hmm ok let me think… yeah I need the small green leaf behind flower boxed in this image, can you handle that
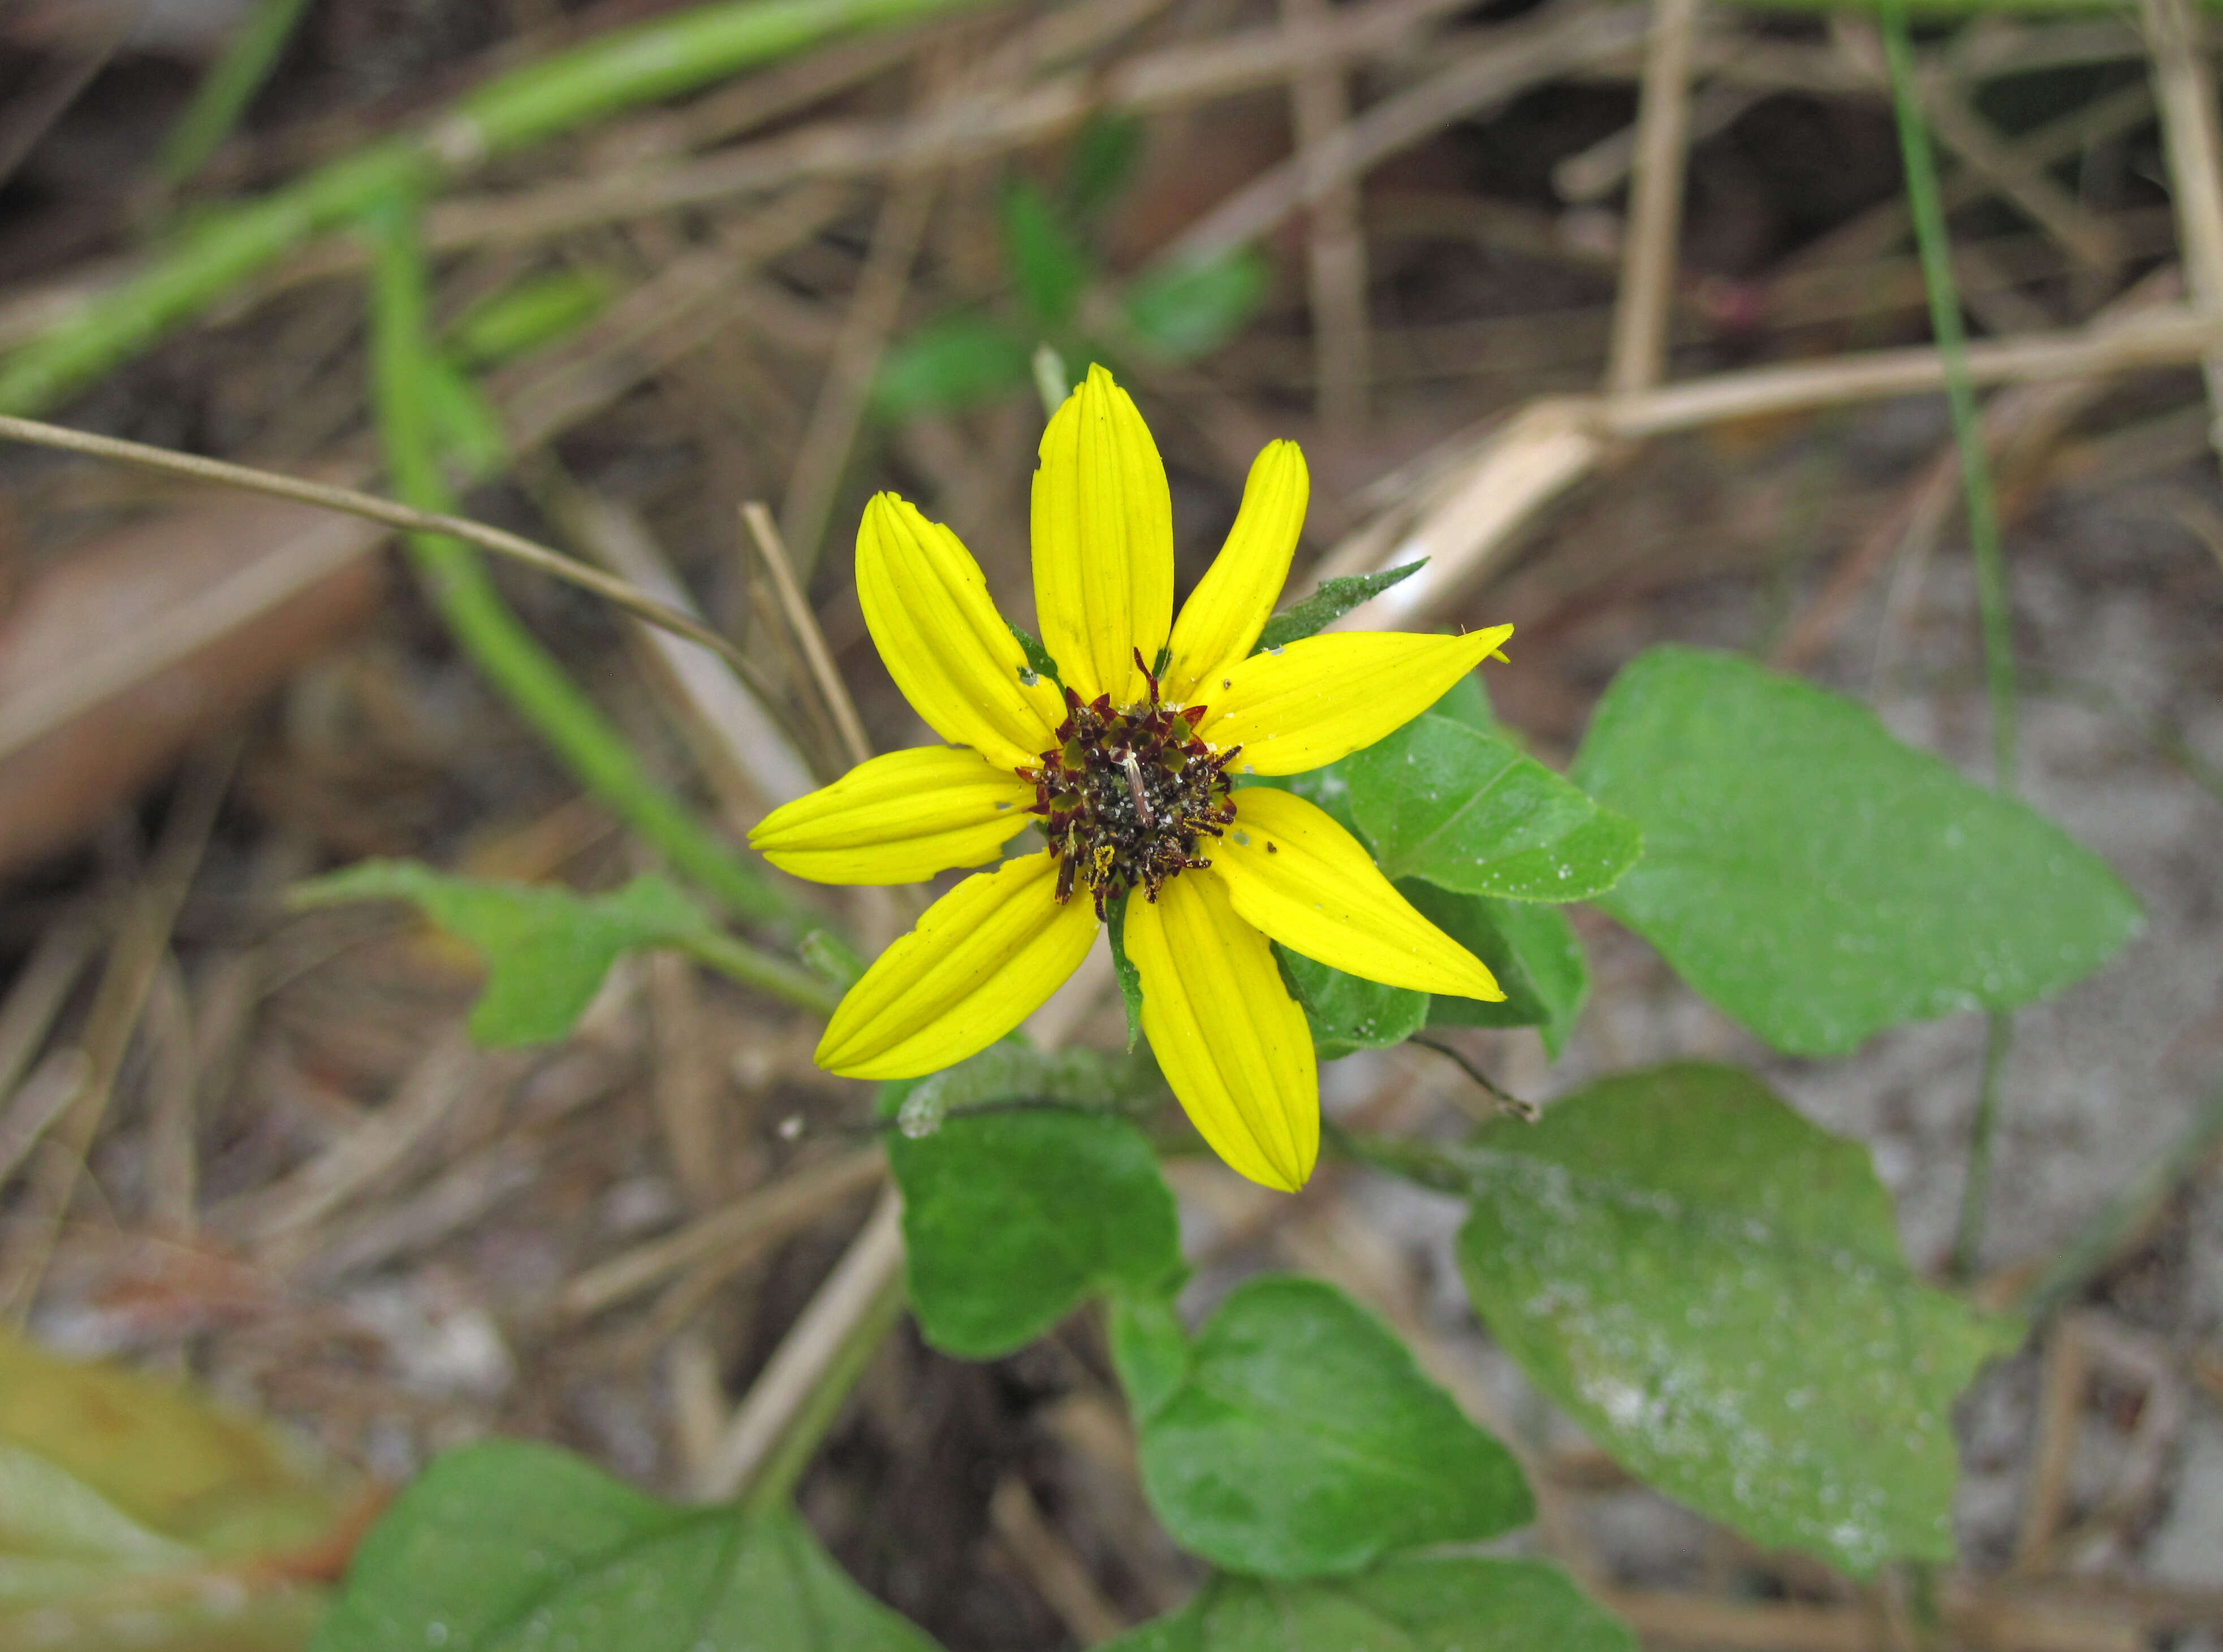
[1132,1277,1532,1579]
[288,860,713,1046]
[1275,945,1427,1061]
[1253,561,1426,653]
[1406,883,1587,1058]
[1348,715,1641,901]
[1455,1062,2021,1576]
[891,1102,1183,1360]
[313,1441,940,1652]
[1099,1556,1636,1652]
[1572,647,2142,1054]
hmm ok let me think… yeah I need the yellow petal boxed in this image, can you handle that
[817,851,1097,1079]
[1212,787,1503,1000]
[748,746,1036,885]
[857,493,1067,769]
[1030,364,1173,706]
[1162,440,1308,703]
[1123,871,1317,1192]
[1190,627,1516,777]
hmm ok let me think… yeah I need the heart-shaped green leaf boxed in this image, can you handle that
[892,1104,1182,1359]
[1134,1277,1530,1578]
[1455,1063,2021,1575]
[314,1441,939,1651]
[1347,716,1639,901]
[1572,647,2142,1054]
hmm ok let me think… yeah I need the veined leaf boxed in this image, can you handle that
[1348,714,1641,901]
[1455,1063,2021,1576]
[290,861,713,1046]
[1253,562,1425,653]
[1275,945,1427,1061]
[1100,1556,1634,1652]
[1406,882,1586,1057]
[1572,647,2141,1054]
[1135,1277,1530,1578]
[314,1441,939,1651]
[891,1104,1182,1359]
[875,313,1034,417]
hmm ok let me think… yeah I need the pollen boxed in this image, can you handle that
[1022,649,1240,919]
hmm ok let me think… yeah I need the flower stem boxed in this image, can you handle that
[1880,0,2021,1278]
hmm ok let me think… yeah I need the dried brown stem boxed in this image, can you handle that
[1607,0,1702,396]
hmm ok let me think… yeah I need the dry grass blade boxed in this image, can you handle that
[1282,0,1372,434]
[0,416,770,716]
[743,503,873,772]
[557,1145,886,1321]
[0,737,235,1314]
[2139,0,2223,455]
[1167,5,1654,265]
[1607,0,1702,397]
[691,1184,905,1502]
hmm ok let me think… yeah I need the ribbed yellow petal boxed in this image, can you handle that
[1212,787,1504,1000]
[1190,626,1516,777]
[1123,871,1317,1192]
[816,851,1097,1079]
[748,746,1036,886]
[1161,440,1308,703]
[1030,364,1173,706]
[857,493,1067,769]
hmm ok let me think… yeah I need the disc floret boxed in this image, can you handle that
[1024,650,1239,918]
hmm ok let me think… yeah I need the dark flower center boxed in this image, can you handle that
[1022,650,1240,920]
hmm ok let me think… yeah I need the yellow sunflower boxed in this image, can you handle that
[750,365,1510,1192]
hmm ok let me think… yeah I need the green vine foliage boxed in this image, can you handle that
[308,635,2137,1645]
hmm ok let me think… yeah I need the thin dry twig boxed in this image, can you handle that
[692,1183,905,1502]
[1281,0,1372,434]
[989,1475,1130,1646]
[556,1145,886,1321]
[779,168,940,574]
[743,503,873,771]
[2140,0,2223,456]
[1,738,236,1314]
[1607,0,1702,396]
[0,415,772,719]
[1167,4,1654,266]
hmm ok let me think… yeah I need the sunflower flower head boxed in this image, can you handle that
[750,365,1512,1192]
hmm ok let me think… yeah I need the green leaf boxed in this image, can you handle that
[1276,945,1427,1061]
[1106,890,1145,1051]
[289,860,711,1046]
[891,1108,1183,1359]
[999,178,1094,326]
[1110,1292,1192,1425]
[316,1440,938,1651]
[1421,669,1508,740]
[1135,1277,1531,1578]
[1571,647,2142,1054]
[0,1327,351,1646]
[875,313,1035,417]
[1101,1556,1635,1652]
[1007,621,1064,689]
[446,267,616,367]
[1348,716,1641,901]
[1125,250,1267,361]
[1061,113,1146,222]
[1254,562,1426,654]
[1406,883,1587,1057]
[1454,1062,2021,1576]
